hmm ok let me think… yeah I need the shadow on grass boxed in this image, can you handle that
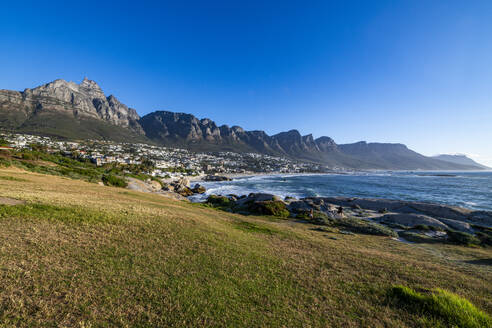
[232,220,279,235]
[464,258,492,266]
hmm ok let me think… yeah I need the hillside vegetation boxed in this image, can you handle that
[0,167,490,327]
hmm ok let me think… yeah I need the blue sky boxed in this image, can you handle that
[1,1,492,165]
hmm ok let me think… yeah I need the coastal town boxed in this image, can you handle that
[0,132,330,178]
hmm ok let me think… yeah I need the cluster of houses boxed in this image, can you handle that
[1,133,328,177]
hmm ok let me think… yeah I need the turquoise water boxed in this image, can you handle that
[192,171,492,211]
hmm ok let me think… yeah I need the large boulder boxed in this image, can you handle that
[149,180,162,191]
[378,213,449,230]
[468,211,492,227]
[192,184,206,194]
[288,200,313,213]
[170,177,193,196]
[235,193,281,207]
[204,175,232,181]
[161,183,174,192]
[438,218,474,233]
[320,197,491,226]
[175,187,194,197]
[173,177,190,188]
[407,202,470,221]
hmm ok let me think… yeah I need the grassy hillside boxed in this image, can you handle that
[0,167,490,327]
[0,109,148,143]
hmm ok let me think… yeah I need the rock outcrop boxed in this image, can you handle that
[0,78,144,140]
[203,193,492,245]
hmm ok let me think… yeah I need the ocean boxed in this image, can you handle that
[190,171,492,211]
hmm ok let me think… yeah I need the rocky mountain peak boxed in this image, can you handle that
[1,78,142,133]
[80,77,101,90]
[315,136,337,152]
[302,134,315,143]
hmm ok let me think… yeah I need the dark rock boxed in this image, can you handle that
[438,218,473,233]
[235,193,280,207]
[288,200,313,213]
[203,175,232,182]
[192,184,206,194]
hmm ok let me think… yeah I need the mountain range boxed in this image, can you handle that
[0,78,487,170]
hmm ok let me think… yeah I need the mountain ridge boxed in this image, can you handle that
[0,78,487,170]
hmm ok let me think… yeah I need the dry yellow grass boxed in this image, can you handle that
[0,167,490,327]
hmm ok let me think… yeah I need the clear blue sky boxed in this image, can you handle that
[1,1,491,165]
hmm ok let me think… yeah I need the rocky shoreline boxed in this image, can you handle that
[203,193,492,246]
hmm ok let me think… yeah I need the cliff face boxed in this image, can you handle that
[139,111,329,158]
[0,78,143,135]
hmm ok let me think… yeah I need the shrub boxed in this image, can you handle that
[389,285,492,328]
[0,158,11,167]
[336,217,397,237]
[233,221,278,235]
[102,174,128,188]
[248,200,290,218]
[472,226,492,246]
[297,210,334,225]
[476,231,492,246]
[206,195,232,208]
[21,152,35,161]
[446,230,480,246]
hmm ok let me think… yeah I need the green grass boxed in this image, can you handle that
[233,220,280,235]
[0,175,27,182]
[0,203,122,225]
[0,168,490,327]
[390,286,492,328]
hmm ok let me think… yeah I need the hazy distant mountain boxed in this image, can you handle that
[338,142,484,170]
[432,154,489,169]
[0,78,487,170]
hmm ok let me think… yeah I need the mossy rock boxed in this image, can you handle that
[248,200,290,218]
[398,231,440,243]
[335,217,397,237]
[206,195,232,208]
[177,187,194,197]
